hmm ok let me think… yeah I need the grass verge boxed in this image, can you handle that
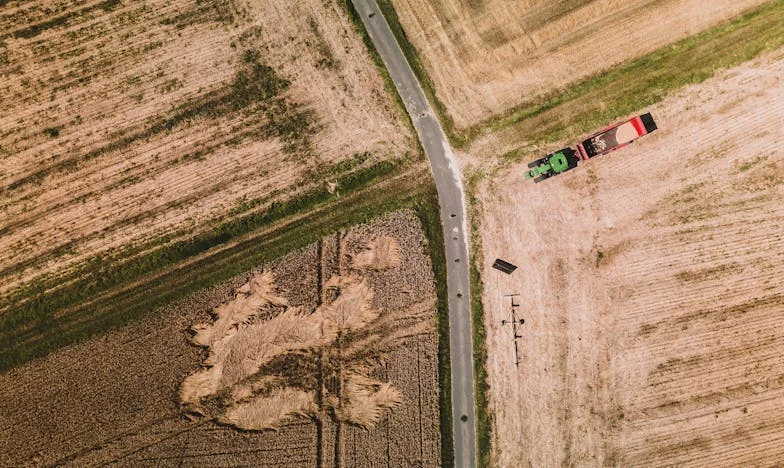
[414,185,454,468]
[472,0,784,158]
[341,0,419,136]
[367,0,464,147]
[466,171,492,468]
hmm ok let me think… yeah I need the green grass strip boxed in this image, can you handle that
[467,171,492,468]
[0,160,413,371]
[476,0,784,154]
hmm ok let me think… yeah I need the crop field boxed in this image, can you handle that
[0,0,425,368]
[0,210,442,467]
[476,51,784,466]
[385,0,770,130]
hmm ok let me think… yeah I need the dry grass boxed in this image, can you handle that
[0,0,414,301]
[181,269,399,431]
[181,304,310,405]
[321,275,379,333]
[190,271,287,348]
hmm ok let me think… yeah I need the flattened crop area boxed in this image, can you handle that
[0,210,441,467]
[478,51,784,466]
[387,0,769,128]
[0,0,413,298]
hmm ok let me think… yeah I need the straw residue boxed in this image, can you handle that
[351,236,401,271]
[179,272,402,431]
[220,387,317,431]
[334,373,403,429]
[190,271,287,348]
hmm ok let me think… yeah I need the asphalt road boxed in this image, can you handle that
[348,1,477,466]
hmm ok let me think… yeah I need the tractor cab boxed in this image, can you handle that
[524,148,579,183]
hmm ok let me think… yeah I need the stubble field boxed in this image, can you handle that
[478,50,784,466]
[0,210,441,467]
[0,0,433,370]
[386,0,769,129]
[0,0,414,308]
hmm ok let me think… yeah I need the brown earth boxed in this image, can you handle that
[0,0,416,297]
[477,50,784,466]
[0,209,441,467]
[387,0,769,129]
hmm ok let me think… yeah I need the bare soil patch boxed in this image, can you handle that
[388,0,769,129]
[0,210,441,467]
[478,50,784,466]
[0,0,415,297]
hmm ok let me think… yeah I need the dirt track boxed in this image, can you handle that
[478,49,784,466]
[387,0,769,129]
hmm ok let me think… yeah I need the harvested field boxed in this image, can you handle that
[386,0,770,129]
[0,210,442,467]
[477,50,784,466]
[0,0,414,300]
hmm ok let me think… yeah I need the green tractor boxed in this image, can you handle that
[524,148,579,183]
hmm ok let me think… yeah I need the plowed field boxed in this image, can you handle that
[386,0,769,129]
[0,210,441,467]
[478,50,784,466]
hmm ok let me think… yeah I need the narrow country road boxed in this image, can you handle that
[348,1,477,466]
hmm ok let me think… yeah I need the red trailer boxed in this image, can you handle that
[576,112,657,160]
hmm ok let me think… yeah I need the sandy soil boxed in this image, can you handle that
[388,0,769,129]
[0,210,441,467]
[0,0,415,297]
[478,50,784,466]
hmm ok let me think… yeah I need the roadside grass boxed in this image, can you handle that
[341,0,419,136]
[341,2,455,464]
[476,0,784,160]
[466,170,492,468]
[368,0,465,147]
[414,185,455,468]
[0,161,424,371]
